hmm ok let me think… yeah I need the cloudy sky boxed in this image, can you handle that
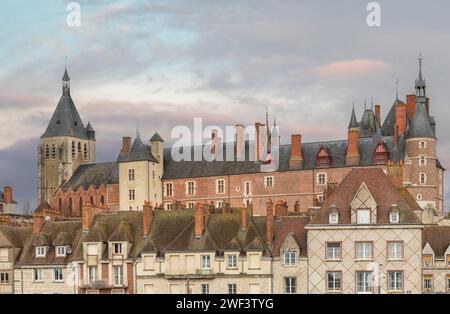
[1,0,449,212]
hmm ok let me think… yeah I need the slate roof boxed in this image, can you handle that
[272,216,308,257]
[16,220,82,266]
[381,99,406,136]
[359,108,377,138]
[348,106,358,129]
[309,168,422,225]
[0,225,32,248]
[150,132,164,142]
[142,209,268,255]
[423,226,450,258]
[62,162,118,192]
[407,103,436,139]
[117,136,158,163]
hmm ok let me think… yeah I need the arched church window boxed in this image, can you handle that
[90,196,94,205]
[78,142,81,153]
[84,143,88,160]
[45,145,50,159]
[51,144,56,159]
[68,197,73,211]
[100,195,105,206]
[374,143,388,165]
[71,141,75,158]
[79,197,83,214]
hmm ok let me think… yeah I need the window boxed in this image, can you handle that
[0,272,9,284]
[90,196,94,205]
[216,201,224,209]
[374,143,388,165]
[419,141,426,149]
[201,284,209,294]
[128,189,135,201]
[100,195,105,206]
[422,255,433,267]
[317,195,324,204]
[357,209,370,224]
[244,181,251,195]
[327,271,341,292]
[417,194,423,201]
[166,203,173,211]
[326,242,341,260]
[423,275,433,292]
[201,255,211,270]
[45,144,50,159]
[128,169,135,181]
[419,156,427,166]
[88,266,97,284]
[53,267,63,282]
[420,173,427,185]
[390,212,399,224]
[216,179,225,194]
[387,242,403,260]
[264,176,274,188]
[447,255,450,266]
[356,271,373,294]
[186,181,196,196]
[356,242,373,260]
[78,142,81,153]
[284,251,296,266]
[113,243,123,255]
[284,277,297,294]
[83,143,88,159]
[35,246,46,257]
[87,243,97,256]
[71,141,75,158]
[317,147,331,168]
[227,254,237,269]
[56,246,66,257]
[114,266,123,285]
[143,255,155,271]
[388,271,403,292]
[329,212,338,224]
[317,173,327,185]
[51,144,56,159]
[187,202,195,209]
[33,269,43,282]
[228,283,237,294]
[165,183,173,197]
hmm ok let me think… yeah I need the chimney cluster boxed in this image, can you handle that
[289,135,303,169]
[121,137,131,155]
[143,201,153,237]
[275,200,288,219]
[82,205,105,233]
[3,186,12,204]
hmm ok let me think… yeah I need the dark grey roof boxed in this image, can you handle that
[406,103,436,139]
[117,136,158,163]
[162,135,403,179]
[62,69,70,81]
[381,99,405,136]
[359,108,377,138]
[348,106,358,129]
[62,162,118,191]
[86,122,94,132]
[150,132,164,142]
[41,91,88,139]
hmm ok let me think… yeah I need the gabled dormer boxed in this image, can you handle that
[350,182,377,225]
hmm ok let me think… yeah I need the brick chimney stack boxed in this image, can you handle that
[289,134,303,169]
[241,207,247,230]
[395,102,407,138]
[387,160,404,189]
[194,203,204,239]
[82,205,97,233]
[143,201,153,237]
[121,137,131,154]
[235,124,245,160]
[406,95,416,121]
[266,200,274,247]
[3,186,12,204]
[346,129,360,166]
[33,215,45,235]
[375,105,381,128]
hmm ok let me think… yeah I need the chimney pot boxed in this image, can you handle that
[289,134,303,169]
[121,137,131,154]
[33,215,45,235]
[194,204,204,238]
[395,102,407,137]
[3,186,12,204]
[266,200,274,247]
[241,207,247,230]
[406,95,416,121]
[143,201,153,237]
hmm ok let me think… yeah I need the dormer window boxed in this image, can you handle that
[357,209,370,224]
[283,250,297,266]
[374,143,388,165]
[35,246,46,257]
[390,211,400,224]
[113,243,123,255]
[316,146,331,168]
[329,212,339,224]
[56,246,66,257]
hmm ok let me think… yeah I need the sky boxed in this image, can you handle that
[0,0,450,212]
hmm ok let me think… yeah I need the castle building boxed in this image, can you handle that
[37,58,445,222]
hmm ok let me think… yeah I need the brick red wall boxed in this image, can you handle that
[127,263,134,294]
[102,263,109,284]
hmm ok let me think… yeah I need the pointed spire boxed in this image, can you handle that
[62,58,70,96]
[136,121,141,139]
[371,97,374,110]
[396,78,399,100]
[348,104,358,129]
[273,116,277,127]
[415,52,426,98]
[364,97,367,110]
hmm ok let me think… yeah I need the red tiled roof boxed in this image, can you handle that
[273,216,308,257]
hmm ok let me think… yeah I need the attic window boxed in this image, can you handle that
[35,246,46,257]
[329,212,339,224]
[56,246,66,257]
[374,143,388,165]
[74,121,78,126]
[56,120,61,125]
[316,146,331,168]
[390,212,400,224]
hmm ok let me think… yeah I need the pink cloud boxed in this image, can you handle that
[315,59,391,80]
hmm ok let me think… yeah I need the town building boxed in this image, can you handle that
[0,187,17,215]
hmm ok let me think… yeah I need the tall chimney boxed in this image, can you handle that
[241,207,247,230]
[194,203,204,239]
[425,97,430,114]
[3,187,12,204]
[395,102,407,137]
[82,205,96,233]
[235,124,245,160]
[375,105,381,128]
[387,161,404,189]
[406,95,416,121]
[121,137,131,154]
[393,125,399,148]
[266,200,274,247]
[346,129,360,166]
[289,134,303,169]
[143,201,153,237]
[33,215,45,235]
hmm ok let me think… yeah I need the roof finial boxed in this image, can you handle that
[396,78,399,100]
[136,120,140,139]
[419,52,422,73]
[364,97,367,110]
[371,97,374,110]
[265,105,269,127]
